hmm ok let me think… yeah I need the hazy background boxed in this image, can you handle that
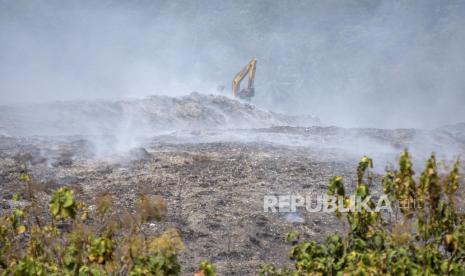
[1,0,464,128]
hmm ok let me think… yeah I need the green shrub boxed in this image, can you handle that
[194,261,216,276]
[261,151,465,275]
[0,168,216,276]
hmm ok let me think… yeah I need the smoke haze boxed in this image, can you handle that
[1,0,465,128]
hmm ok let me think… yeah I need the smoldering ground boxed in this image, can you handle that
[0,92,464,172]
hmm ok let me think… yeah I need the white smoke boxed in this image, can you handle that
[1,1,464,128]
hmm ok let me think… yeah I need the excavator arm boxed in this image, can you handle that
[232,58,257,100]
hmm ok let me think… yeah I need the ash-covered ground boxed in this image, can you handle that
[1,93,465,274]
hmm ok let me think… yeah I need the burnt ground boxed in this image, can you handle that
[0,134,365,275]
[1,125,465,275]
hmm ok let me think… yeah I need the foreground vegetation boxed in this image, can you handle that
[261,151,465,275]
[0,166,215,275]
[1,150,464,275]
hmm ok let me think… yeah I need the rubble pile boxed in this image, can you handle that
[0,92,320,136]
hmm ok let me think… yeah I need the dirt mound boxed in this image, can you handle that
[438,123,465,144]
[0,92,319,137]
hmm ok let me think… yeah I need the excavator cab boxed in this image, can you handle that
[232,58,256,100]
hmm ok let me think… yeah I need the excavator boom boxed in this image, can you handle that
[232,58,257,100]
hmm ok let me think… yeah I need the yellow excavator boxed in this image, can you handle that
[232,58,257,100]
